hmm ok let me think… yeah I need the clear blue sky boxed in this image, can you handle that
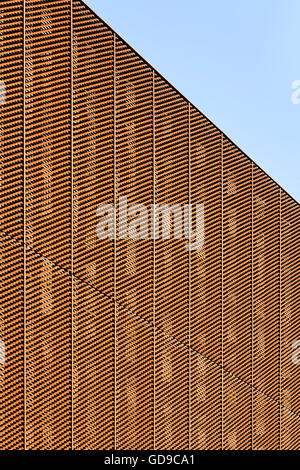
[85,0,300,202]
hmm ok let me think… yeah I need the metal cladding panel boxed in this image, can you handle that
[73,0,114,297]
[25,249,72,450]
[154,75,189,344]
[252,165,280,449]
[115,38,154,322]
[155,329,189,450]
[0,0,300,451]
[222,137,252,449]
[73,279,114,450]
[0,234,24,450]
[281,193,300,449]
[116,305,154,450]
[0,1,24,451]
[252,390,279,450]
[154,75,189,449]
[281,408,300,451]
[0,1,23,238]
[190,107,222,449]
[115,38,154,450]
[25,0,71,270]
[223,372,251,450]
[190,352,221,450]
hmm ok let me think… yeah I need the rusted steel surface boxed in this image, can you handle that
[252,165,280,449]
[115,38,154,450]
[222,138,252,449]
[0,0,299,450]
[0,0,24,450]
[281,192,300,450]
[190,108,222,450]
[154,75,189,450]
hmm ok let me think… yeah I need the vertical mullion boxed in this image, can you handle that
[279,189,282,450]
[23,0,27,452]
[251,161,254,450]
[221,133,224,450]
[70,0,74,451]
[152,70,156,451]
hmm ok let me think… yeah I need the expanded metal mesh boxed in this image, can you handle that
[0,0,299,451]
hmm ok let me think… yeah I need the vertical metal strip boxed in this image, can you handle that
[23,0,27,451]
[70,0,74,450]
[251,161,254,450]
[279,189,282,450]
[152,70,156,450]
[221,133,224,450]
[113,32,117,450]
[188,103,191,450]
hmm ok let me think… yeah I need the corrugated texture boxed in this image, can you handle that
[24,0,72,450]
[222,138,252,449]
[25,249,72,449]
[0,234,24,450]
[281,192,300,449]
[73,0,114,297]
[190,107,222,449]
[223,372,251,450]
[0,0,300,451]
[73,279,114,450]
[154,75,189,449]
[25,0,71,270]
[0,0,23,239]
[72,0,115,450]
[0,0,24,450]
[115,38,154,449]
[252,165,280,449]
[116,305,154,449]
[115,38,153,321]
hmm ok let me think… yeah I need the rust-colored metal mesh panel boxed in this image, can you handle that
[0,1,23,239]
[281,192,300,449]
[190,351,221,449]
[73,0,114,297]
[252,165,280,449]
[115,38,154,449]
[222,137,252,449]
[24,0,73,451]
[73,279,114,450]
[281,408,300,451]
[116,305,154,449]
[223,372,251,450]
[0,234,24,450]
[0,0,24,451]
[1,0,300,451]
[25,249,72,449]
[155,329,188,449]
[190,107,222,449]
[115,38,153,321]
[252,390,279,449]
[72,0,115,450]
[25,0,71,270]
[154,75,189,449]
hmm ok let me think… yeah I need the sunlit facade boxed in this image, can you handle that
[0,0,299,450]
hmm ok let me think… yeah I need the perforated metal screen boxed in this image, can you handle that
[0,0,299,450]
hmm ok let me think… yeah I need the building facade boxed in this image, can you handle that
[0,0,299,450]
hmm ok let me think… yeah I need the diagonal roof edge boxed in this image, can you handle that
[78,0,299,209]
